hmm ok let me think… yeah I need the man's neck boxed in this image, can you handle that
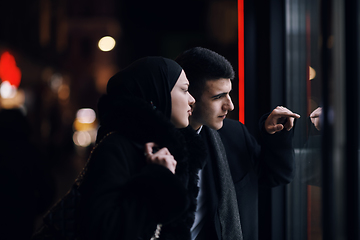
[189,118,203,131]
[190,122,202,131]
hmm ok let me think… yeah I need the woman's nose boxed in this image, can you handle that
[188,92,195,105]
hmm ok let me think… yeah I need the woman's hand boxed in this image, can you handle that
[144,142,177,174]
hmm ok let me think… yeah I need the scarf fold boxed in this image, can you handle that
[207,128,243,240]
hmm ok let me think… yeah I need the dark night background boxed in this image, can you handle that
[0,1,346,239]
[0,0,242,237]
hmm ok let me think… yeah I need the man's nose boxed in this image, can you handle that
[223,96,234,111]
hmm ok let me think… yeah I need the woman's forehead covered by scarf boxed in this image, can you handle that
[105,57,182,118]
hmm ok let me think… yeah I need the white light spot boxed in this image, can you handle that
[76,108,96,124]
[73,131,92,147]
[0,81,17,99]
[98,36,116,52]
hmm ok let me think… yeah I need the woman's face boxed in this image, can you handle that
[170,70,195,128]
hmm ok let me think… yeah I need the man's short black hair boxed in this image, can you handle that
[175,47,235,100]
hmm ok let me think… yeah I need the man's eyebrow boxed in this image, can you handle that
[211,92,227,99]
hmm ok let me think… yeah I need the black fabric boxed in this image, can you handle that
[39,184,81,240]
[32,57,206,240]
[205,128,243,239]
[76,99,206,240]
[99,56,182,121]
[197,116,295,240]
[196,130,221,240]
[32,98,206,240]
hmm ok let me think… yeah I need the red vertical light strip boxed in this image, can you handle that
[238,0,245,123]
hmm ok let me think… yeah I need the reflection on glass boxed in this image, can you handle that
[309,66,316,80]
[286,0,323,239]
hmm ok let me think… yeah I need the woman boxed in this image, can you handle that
[35,57,206,240]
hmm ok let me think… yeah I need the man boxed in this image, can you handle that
[175,47,300,240]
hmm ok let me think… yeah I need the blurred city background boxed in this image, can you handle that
[0,0,239,237]
[2,1,359,239]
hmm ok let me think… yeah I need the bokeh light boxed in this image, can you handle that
[0,51,22,88]
[73,108,98,147]
[98,36,116,52]
[50,73,63,92]
[76,108,96,123]
[73,131,92,147]
[309,66,316,80]
[0,87,25,109]
[58,84,70,100]
[0,81,17,99]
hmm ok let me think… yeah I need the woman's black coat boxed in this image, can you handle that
[76,97,206,240]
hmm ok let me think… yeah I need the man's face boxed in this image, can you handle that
[190,78,234,130]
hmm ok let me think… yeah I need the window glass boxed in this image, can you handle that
[285,0,324,239]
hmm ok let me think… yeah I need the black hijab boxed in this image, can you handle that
[98,56,182,122]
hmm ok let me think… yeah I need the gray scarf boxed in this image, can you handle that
[207,128,243,240]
